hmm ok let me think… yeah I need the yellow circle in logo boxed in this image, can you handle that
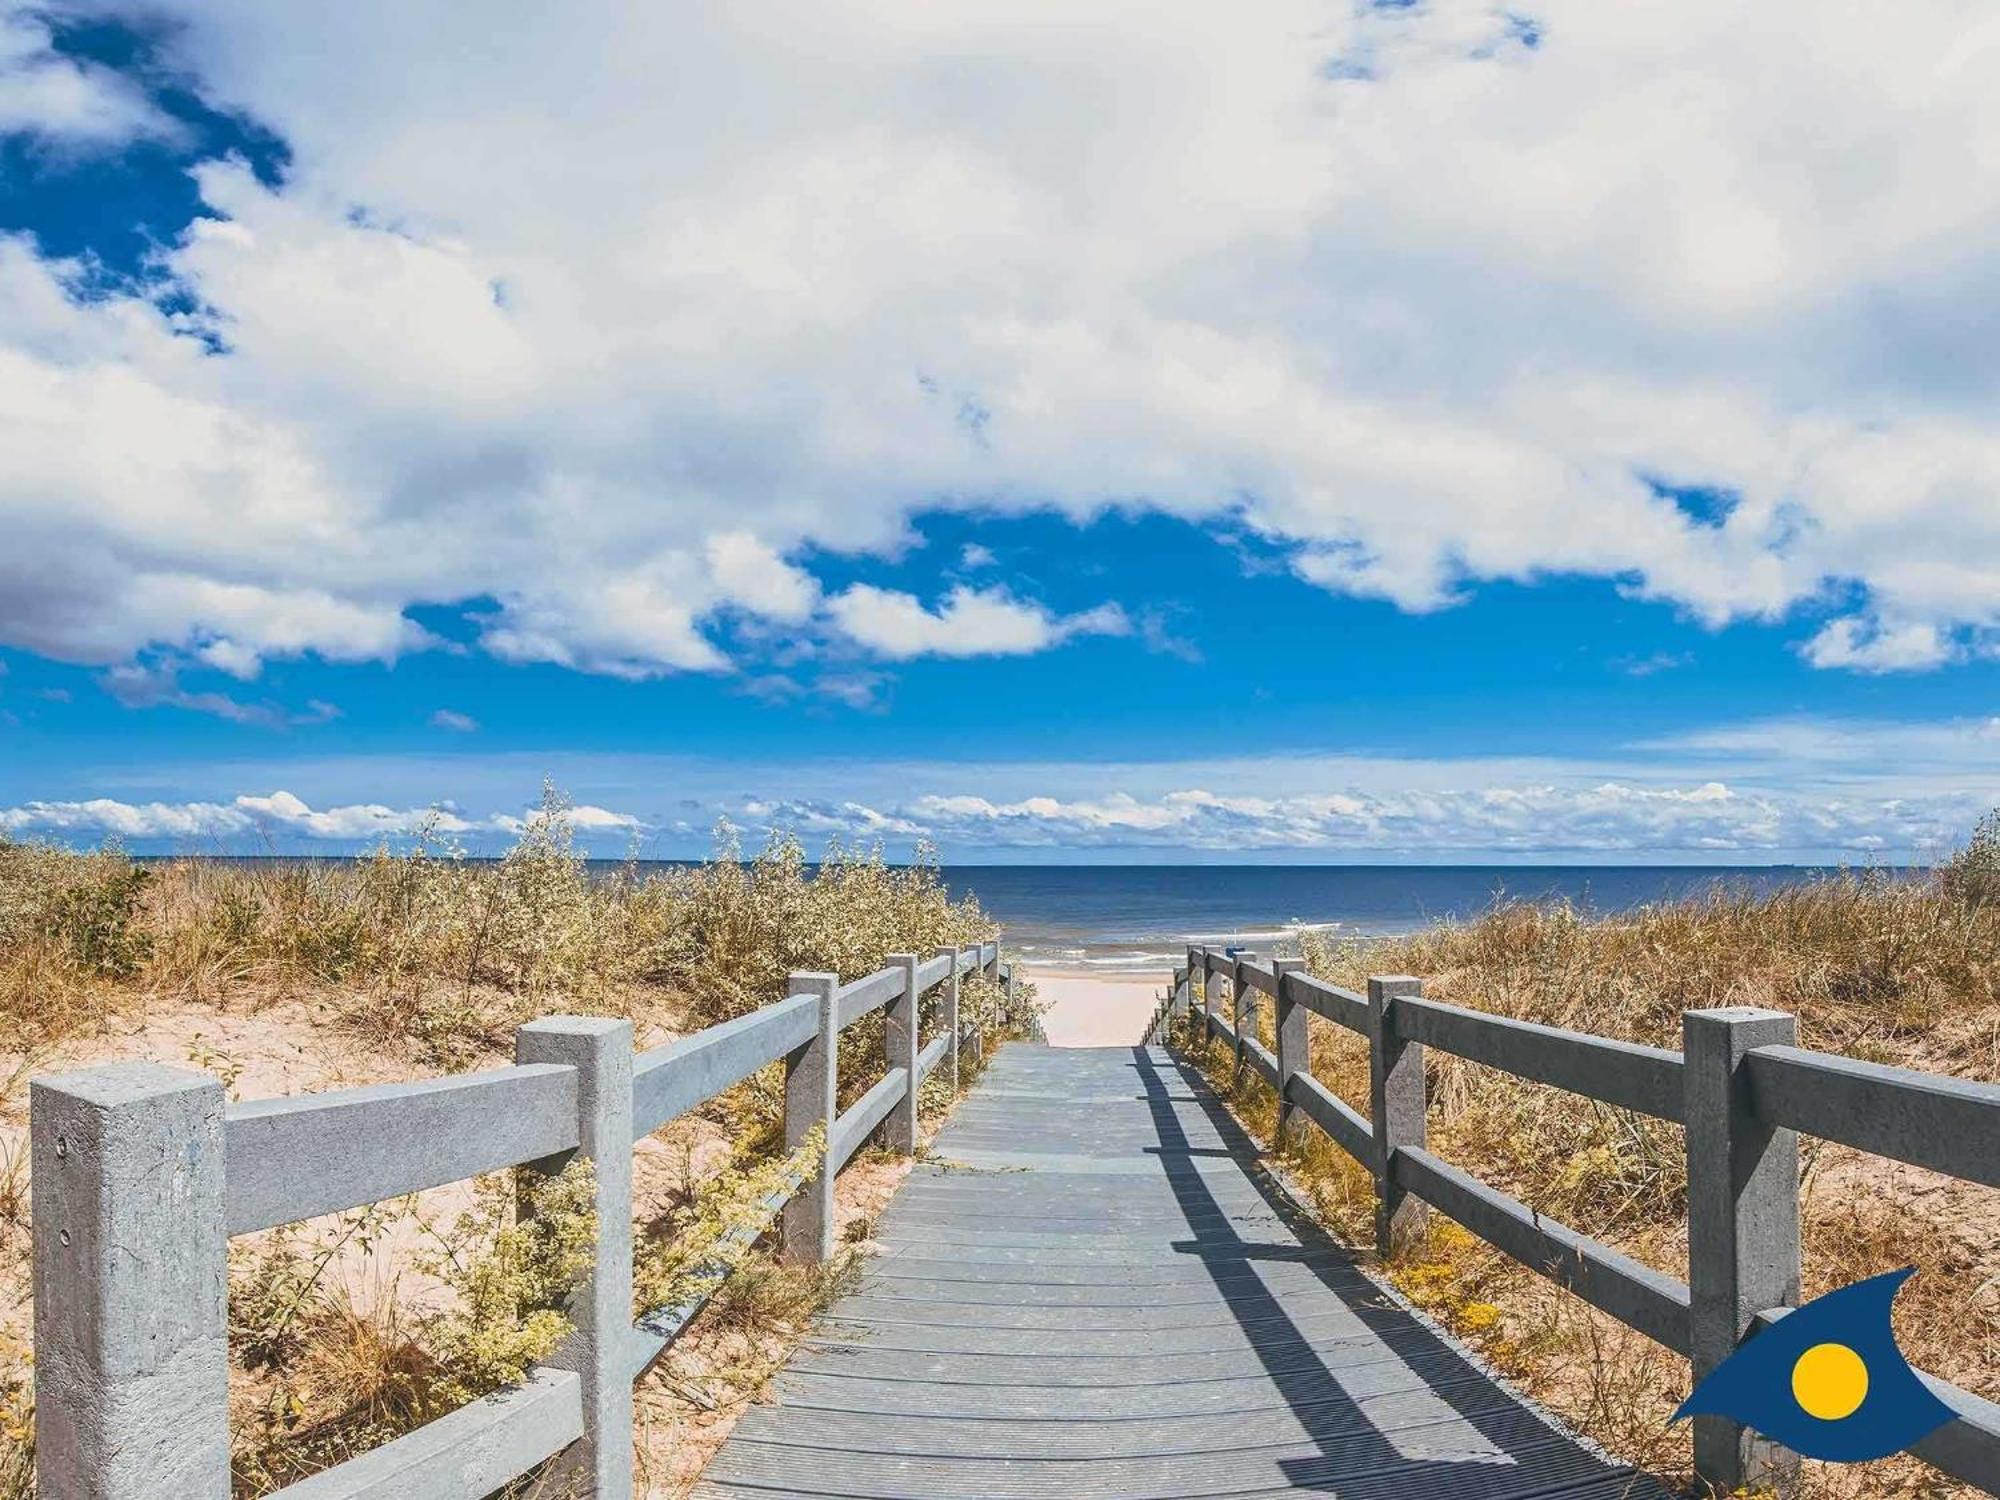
[1792,1342,1869,1421]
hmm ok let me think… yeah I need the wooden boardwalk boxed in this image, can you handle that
[694,1044,1669,1499]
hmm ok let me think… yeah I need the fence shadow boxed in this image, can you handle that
[1128,1045,1665,1498]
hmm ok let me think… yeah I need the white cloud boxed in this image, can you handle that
[8,712,1995,855]
[827,584,1128,660]
[0,1,1998,679]
[0,7,180,145]
[0,788,630,844]
[1799,616,1956,674]
[429,708,478,732]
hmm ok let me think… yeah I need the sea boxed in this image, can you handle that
[940,864,1853,971]
[139,855,1865,974]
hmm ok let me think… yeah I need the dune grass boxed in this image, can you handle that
[1175,824,2000,1499]
[0,790,1026,1498]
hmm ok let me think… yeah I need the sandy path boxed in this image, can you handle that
[1025,963,1173,1047]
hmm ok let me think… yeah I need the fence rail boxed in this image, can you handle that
[1152,944,2000,1498]
[29,941,1012,1500]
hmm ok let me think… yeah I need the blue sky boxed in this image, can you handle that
[1,3,1997,861]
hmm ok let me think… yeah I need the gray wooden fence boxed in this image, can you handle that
[28,942,1010,1500]
[1149,946,2000,1497]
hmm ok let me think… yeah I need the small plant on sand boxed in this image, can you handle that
[634,1128,827,1320]
[229,1160,595,1496]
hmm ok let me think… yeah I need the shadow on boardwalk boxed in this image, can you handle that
[694,1043,1673,1499]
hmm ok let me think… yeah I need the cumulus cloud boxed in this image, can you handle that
[429,708,477,732]
[0,0,1998,682]
[0,7,180,145]
[826,584,1129,660]
[5,713,1994,855]
[0,788,633,844]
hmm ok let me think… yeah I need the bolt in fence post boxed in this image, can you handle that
[1273,957,1307,1146]
[1684,1007,1802,1498]
[886,953,920,1153]
[782,972,839,1265]
[936,946,962,1092]
[1367,975,1428,1259]
[31,1063,230,1499]
[517,1016,634,1500]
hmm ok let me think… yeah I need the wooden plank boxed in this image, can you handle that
[1206,1012,1238,1047]
[837,967,906,1029]
[1393,1146,1690,1353]
[697,1045,1673,1500]
[1238,963,1278,998]
[916,1032,950,1084]
[1241,1037,1280,1090]
[268,1369,581,1500]
[1912,1374,2000,1495]
[1285,1072,1373,1165]
[829,1068,910,1172]
[225,1066,578,1235]
[632,1176,803,1379]
[1745,1045,2000,1188]
[1398,996,1685,1122]
[632,994,817,1137]
[1280,972,1370,1034]
[915,954,953,992]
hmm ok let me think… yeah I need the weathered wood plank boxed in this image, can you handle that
[829,1067,910,1172]
[837,967,906,1028]
[1745,1044,2000,1188]
[632,994,817,1137]
[697,1045,1671,1500]
[1280,971,1370,1034]
[268,1369,581,1500]
[916,1031,950,1084]
[1238,963,1278,998]
[1240,1037,1280,1089]
[1398,996,1685,1122]
[1394,1146,1691,1353]
[1285,1071,1373,1165]
[226,1066,578,1235]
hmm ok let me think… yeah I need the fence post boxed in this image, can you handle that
[936,946,962,1092]
[31,1063,230,1499]
[1367,975,1428,1258]
[964,946,985,1068]
[1177,947,1196,1022]
[886,952,920,1153]
[1684,1007,1802,1497]
[781,972,839,1264]
[517,1016,634,1499]
[1003,958,1017,1030]
[1199,948,1214,1034]
[1273,957,1307,1146]
[1232,952,1261,1080]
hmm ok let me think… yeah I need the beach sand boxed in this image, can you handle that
[1026,962,1174,1047]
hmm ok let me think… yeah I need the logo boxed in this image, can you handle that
[1674,1268,1951,1462]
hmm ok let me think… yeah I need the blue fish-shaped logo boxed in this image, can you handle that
[1675,1268,1952,1463]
